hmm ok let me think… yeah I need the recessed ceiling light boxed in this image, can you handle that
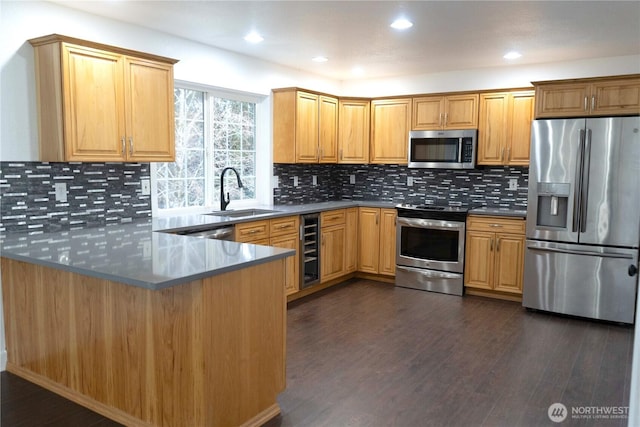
[244,31,264,44]
[312,56,328,63]
[351,67,364,76]
[504,51,522,60]
[390,18,413,30]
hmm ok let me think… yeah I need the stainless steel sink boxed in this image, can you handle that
[205,208,280,218]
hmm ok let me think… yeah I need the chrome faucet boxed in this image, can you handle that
[220,167,244,211]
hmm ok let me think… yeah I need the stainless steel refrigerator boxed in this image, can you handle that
[524,117,640,324]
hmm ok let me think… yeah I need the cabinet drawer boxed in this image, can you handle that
[321,209,346,227]
[235,220,269,242]
[270,216,300,237]
[466,215,525,234]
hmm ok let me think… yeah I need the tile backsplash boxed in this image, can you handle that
[0,162,151,234]
[274,164,528,208]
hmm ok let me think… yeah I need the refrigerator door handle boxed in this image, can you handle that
[580,129,592,233]
[526,244,634,260]
[573,130,586,233]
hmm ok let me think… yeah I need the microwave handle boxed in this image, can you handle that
[458,138,463,162]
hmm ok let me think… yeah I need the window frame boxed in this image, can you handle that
[151,81,271,217]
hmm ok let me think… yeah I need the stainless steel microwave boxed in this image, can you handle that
[408,129,477,169]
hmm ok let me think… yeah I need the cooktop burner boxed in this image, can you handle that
[396,203,479,221]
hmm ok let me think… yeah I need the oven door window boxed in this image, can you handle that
[411,138,460,162]
[400,226,459,262]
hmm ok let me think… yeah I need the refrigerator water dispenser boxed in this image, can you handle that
[535,183,570,228]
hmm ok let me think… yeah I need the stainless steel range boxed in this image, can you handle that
[395,204,472,296]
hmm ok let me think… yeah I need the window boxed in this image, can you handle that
[154,85,266,213]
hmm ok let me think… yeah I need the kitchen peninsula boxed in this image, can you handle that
[0,221,293,427]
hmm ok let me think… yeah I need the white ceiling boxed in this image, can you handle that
[50,0,640,81]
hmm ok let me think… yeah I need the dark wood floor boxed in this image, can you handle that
[1,279,634,426]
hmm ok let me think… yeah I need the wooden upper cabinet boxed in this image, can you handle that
[478,90,534,166]
[412,94,479,130]
[273,89,338,163]
[29,34,177,162]
[338,99,370,164]
[319,96,338,163]
[533,75,640,118]
[370,98,411,164]
[295,91,320,162]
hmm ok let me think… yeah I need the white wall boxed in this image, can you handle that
[0,0,342,161]
[342,54,640,97]
[1,5,639,416]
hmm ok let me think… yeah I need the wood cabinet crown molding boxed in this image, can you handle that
[28,34,179,65]
[29,34,177,162]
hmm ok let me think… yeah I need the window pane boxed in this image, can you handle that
[156,87,258,211]
[211,97,256,203]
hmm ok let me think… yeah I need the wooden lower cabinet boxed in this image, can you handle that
[357,207,396,276]
[236,217,300,296]
[320,209,347,282]
[344,208,358,273]
[464,215,525,299]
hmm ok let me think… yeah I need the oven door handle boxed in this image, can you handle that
[397,216,465,231]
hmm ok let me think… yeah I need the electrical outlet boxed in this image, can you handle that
[141,179,151,195]
[350,175,356,184]
[142,240,152,258]
[293,176,299,187]
[407,176,413,187]
[509,178,518,190]
[54,182,67,202]
[312,175,317,186]
[273,176,279,188]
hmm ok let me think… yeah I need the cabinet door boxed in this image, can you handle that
[295,91,319,162]
[270,234,300,296]
[321,225,346,282]
[378,209,397,276]
[444,94,479,129]
[464,231,494,290]
[62,44,126,161]
[591,78,640,116]
[358,208,381,273]
[412,96,444,130]
[344,208,358,273]
[319,96,338,163]
[370,99,411,164]
[338,99,370,163]
[507,91,534,166]
[477,93,508,165]
[493,233,524,294]
[534,83,590,118]
[125,58,175,162]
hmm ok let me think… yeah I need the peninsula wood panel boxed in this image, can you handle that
[1,258,286,427]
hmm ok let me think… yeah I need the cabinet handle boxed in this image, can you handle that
[444,112,448,126]
[584,96,588,111]
[591,95,595,111]
[439,113,443,127]
[339,149,343,161]
[506,148,511,161]
[121,137,126,155]
[129,137,134,155]
[375,213,379,225]
[489,224,503,228]
[490,238,494,251]
[496,238,501,251]
[501,148,505,161]
[277,224,291,229]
